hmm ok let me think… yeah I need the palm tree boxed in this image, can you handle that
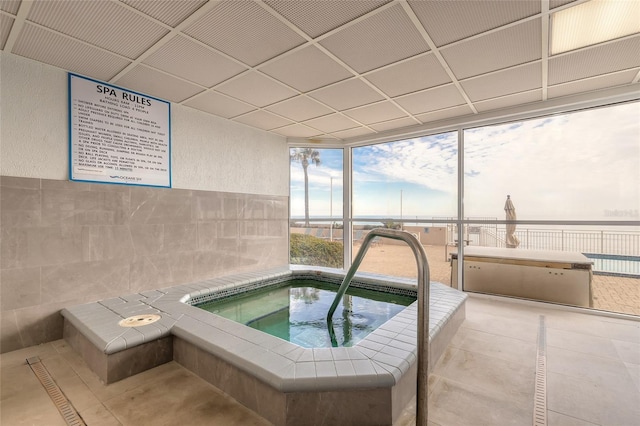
[290,148,321,226]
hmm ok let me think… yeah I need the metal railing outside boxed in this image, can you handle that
[479,228,639,256]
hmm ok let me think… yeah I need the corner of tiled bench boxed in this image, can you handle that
[61,290,177,383]
[60,267,293,384]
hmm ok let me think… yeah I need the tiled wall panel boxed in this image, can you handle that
[0,176,289,353]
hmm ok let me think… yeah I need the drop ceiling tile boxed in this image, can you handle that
[309,78,384,111]
[264,0,391,38]
[394,84,466,115]
[121,0,207,27]
[549,36,640,85]
[27,1,168,59]
[416,105,474,124]
[369,117,418,132]
[343,101,407,125]
[184,91,256,119]
[550,0,578,9]
[365,53,451,98]
[474,90,542,113]
[461,62,542,102]
[259,45,352,92]
[12,23,130,82]
[548,69,640,99]
[183,1,305,67]
[1,15,13,50]
[441,18,541,80]
[408,0,540,47]
[0,0,20,14]
[265,96,333,122]
[216,72,297,107]
[114,65,204,103]
[331,127,374,140]
[233,110,292,131]
[308,136,340,142]
[143,35,246,87]
[319,4,429,73]
[272,124,322,138]
[304,114,360,133]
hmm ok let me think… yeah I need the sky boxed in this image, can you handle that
[290,101,640,221]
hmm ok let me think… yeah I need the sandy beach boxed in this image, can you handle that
[356,243,640,316]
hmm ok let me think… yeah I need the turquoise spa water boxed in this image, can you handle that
[197,280,416,348]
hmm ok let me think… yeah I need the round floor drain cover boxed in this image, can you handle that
[119,314,161,327]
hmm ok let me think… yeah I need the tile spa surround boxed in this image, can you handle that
[61,267,467,426]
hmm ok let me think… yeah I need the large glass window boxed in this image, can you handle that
[462,102,639,314]
[351,132,458,280]
[287,101,639,317]
[289,148,343,268]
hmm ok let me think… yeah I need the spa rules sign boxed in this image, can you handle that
[69,73,171,187]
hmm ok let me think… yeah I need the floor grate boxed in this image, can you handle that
[533,315,547,426]
[26,356,86,426]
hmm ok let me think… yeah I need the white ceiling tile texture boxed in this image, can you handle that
[184,91,256,119]
[548,68,640,99]
[120,0,207,27]
[416,105,475,124]
[309,78,384,111]
[272,124,322,138]
[548,36,640,85]
[461,62,542,102]
[27,1,168,59]
[264,0,392,39]
[143,35,247,88]
[12,23,130,81]
[331,126,374,139]
[319,4,430,73]
[233,110,292,131]
[259,45,353,92]
[365,53,451,98]
[265,96,333,122]
[0,0,20,14]
[441,19,542,80]
[1,15,13,50]
[394,84,467,115]
[475,90,543,112]
[369,117,419,132]
[304,113,360,133]
[409,0,540,47]
[344,101,408,125]
[215,71,297,108]
[183,1,305,67]
[2,0,638,141]
[549,0,579,9]
[114,64,203,103]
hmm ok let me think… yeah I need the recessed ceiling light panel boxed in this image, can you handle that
[551,0,640,55]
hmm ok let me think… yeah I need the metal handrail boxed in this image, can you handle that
[326,228,430,425]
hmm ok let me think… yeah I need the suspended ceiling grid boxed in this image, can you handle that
[1,0,639,142]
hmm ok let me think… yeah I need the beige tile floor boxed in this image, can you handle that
[1,296,639,426]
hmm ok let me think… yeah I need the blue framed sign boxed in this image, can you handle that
[68,73,171,187]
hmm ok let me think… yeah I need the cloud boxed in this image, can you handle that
[353,132,458,193]
[464,102,640,218]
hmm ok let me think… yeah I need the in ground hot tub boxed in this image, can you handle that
[62,267,467,426]
[195,278,416,348]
